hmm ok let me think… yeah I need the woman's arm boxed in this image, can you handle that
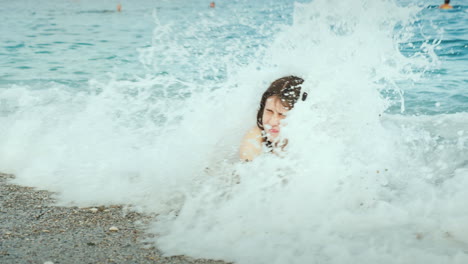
[239,126,263,161]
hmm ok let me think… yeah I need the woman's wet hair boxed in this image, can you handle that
[256,75,306,131]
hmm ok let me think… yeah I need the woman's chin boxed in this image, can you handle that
[267,134,279,142]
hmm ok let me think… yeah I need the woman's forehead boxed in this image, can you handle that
[265,96,290,112]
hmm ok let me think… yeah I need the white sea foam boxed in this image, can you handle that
[1,0,467,263]
[151,0,468,263]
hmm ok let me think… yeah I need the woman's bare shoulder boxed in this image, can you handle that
[239,126,263,161]
[244,126,262,138]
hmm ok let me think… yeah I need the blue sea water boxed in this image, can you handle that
[395,3,468,114]
[1,0,301,86]
[2,0,466,114]
[1,0,468,263]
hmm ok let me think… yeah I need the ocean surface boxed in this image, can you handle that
[1,0,468,263]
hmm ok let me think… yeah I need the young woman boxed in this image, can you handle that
[239,76,306,161]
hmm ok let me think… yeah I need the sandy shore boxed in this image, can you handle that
[0,173,229,264]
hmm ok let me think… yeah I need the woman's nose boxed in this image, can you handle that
[270,114,280,126]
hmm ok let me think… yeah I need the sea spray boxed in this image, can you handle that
[152,0,468,263]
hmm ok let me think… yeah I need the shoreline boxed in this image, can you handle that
[0,173,228,264]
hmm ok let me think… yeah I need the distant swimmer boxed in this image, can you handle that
[210,2,215,8]
[117,3,122,12]
[439,0,453,9]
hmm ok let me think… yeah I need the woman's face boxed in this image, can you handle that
[262,96,289,141]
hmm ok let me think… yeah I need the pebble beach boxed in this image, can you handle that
[0,173,229,264]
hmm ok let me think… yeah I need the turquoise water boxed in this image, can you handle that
[1,0,152,87]
[395,3,468,114]
[1,0,468,263]
[2,0,466,114]
[1,0,301,86]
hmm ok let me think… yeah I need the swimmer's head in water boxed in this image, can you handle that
[445,0,450,4]
[256,76,306,136]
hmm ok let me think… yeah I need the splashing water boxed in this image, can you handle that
[1,0,468,263]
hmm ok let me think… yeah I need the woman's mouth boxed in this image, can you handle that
[269,129,279,134]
